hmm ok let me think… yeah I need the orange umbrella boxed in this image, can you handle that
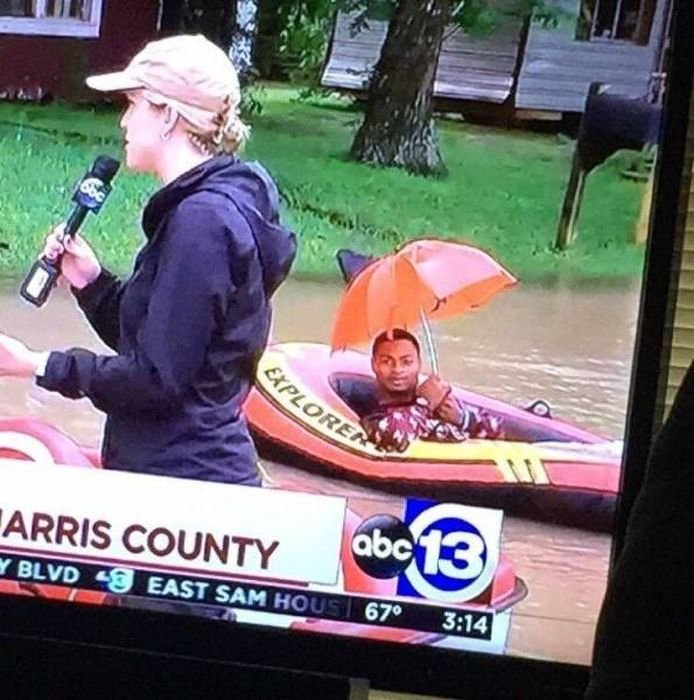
[330,239,517,371]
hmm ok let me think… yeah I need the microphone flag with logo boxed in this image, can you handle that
[20,155,120,308]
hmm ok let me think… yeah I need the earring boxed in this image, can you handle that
[161,131,171,142]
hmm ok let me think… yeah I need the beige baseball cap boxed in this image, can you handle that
[86,34,240,116]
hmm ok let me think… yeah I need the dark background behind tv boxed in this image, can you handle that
[1,0,693,697]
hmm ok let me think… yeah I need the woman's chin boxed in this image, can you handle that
[125,157,141,172]
[123,149,144,173]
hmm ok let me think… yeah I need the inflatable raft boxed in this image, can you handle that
[0,418,526,647]
[245,343,622,531]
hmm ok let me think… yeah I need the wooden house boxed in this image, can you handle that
[516,0,672,116]
[322,8,524,108]
[0,1,161,102]
[321,0,673,118]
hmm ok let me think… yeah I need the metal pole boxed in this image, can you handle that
[419,309,440,375]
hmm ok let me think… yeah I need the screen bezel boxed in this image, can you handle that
[1,2,692,697]
[611,0,694,562]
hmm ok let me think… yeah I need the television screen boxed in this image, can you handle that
[0,0,678,679]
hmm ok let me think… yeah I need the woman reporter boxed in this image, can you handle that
[0,34,296,487]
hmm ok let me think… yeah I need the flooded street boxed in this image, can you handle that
[0,274,642,665]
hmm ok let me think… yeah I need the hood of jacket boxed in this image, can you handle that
[142,154,297,297]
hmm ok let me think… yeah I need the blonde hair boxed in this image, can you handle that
[187,94,251,155]
[144,89,250,155]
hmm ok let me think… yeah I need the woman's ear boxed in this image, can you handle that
[161,105,179,141]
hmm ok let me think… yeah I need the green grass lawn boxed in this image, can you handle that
[0,86,647,281]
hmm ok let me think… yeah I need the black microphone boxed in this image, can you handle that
[20,155,120,307]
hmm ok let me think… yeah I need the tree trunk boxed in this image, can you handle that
[254,0,283,79]
[349,0,454,177]
[230,0,259,80]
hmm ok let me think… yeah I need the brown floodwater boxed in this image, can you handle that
[0,274,642,665]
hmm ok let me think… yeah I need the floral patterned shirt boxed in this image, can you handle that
[361,397,503,453]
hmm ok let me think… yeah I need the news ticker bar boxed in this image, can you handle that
[0,552,494,641]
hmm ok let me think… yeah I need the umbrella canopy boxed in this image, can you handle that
[330,239,517,358]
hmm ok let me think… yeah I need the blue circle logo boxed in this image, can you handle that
[402,503,495,603]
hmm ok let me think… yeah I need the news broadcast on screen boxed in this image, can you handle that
[0,0,673,673]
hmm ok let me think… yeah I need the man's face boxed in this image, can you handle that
[372,338,420,395]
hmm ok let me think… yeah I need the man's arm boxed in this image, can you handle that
[436,397,503,439]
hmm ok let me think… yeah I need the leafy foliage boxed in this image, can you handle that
[338,0,560,35]
[241,82,267,117]
[278,7,333,85]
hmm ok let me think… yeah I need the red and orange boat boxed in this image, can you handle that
[245,342,622,532]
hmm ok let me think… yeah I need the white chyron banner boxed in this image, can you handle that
[0,459,346,585]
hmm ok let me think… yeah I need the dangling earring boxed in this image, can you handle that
[161,131,171,142]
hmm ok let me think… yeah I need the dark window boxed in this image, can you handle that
[576,0,658,45]
[0,0,92,19]
[0,0,32,17]
[46,0,92,19]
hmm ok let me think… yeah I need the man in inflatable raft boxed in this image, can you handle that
[341,329,503,453]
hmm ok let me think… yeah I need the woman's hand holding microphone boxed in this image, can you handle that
[42,223,102,290]
[0,224,103,378]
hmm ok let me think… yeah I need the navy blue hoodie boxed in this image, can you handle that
[37,155,296,484]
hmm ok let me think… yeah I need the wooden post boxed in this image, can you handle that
[555,82,602,251]
[633,171,656,245]
[555,148,587,250]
